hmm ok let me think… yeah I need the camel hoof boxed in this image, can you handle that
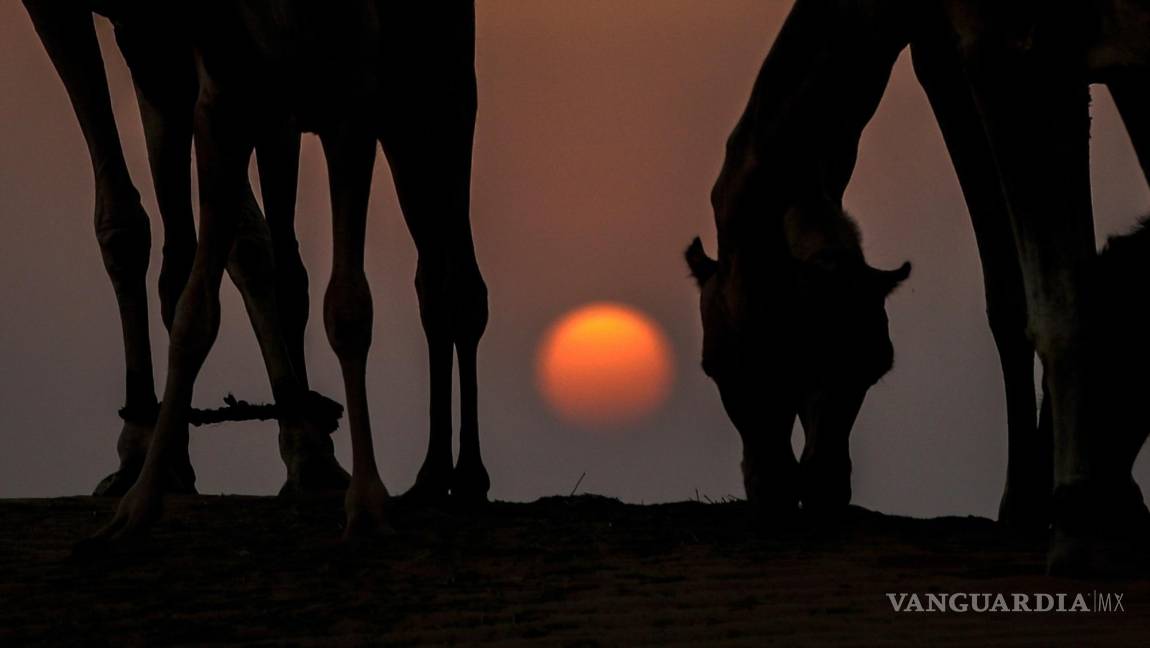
[998,492,1052,536]
[92,467,140,497]
[93,460,197,496]
[279,458,351,496]
[401,458,452,504]
[450,461,491,505]
[71,536,117,563]
[1047,531,1141,579]
[400,479,450,505]
[342,515,397,542]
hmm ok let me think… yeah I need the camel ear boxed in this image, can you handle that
[685,237,718,287]
[872,261,911,297]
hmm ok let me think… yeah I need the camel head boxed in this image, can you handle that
[685,199,909,509]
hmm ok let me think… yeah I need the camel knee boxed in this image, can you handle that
[226,199,276,294]
[454,272,489,348]
[95,202,152,296]
[325,271,373,362]
[415,264,488,346]
[1027,314,1083,368]
[167,275,222,367]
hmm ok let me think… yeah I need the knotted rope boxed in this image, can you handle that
[118,391,343,434]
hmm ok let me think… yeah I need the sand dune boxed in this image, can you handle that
[1,495,1146,646]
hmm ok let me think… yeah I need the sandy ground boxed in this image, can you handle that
[1,495,1148,646]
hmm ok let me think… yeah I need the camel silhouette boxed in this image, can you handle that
[24,0,349,496]
[26,2,491,543]
[688,0,1150,575]
[686,200,908,514]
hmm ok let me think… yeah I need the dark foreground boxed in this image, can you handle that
[1,495,1148,646]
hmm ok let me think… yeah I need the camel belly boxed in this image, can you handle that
[193,1,380,134]
[1088,0,1150,76]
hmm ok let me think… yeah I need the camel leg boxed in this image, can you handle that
[216,183,348,494]
[380,2,490,503]
[797,389,864,514]
[950,6,1116,573]
[255,125,309,386]
[319,124,389,536]
[720,383,798,514]
[112,20,198,332]
[23,2,162,496]
[89,91,255,541]
[247,126,352,494]
[911,36,1050,531]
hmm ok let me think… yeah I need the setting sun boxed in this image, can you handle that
[536,303,674,428]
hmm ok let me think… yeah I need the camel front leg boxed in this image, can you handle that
[319,125,389,537]
[23,2,162,496]
[910,35,1049,532]
[718,381,798,515]
[951,6,1118,573]
[797,389,864,514]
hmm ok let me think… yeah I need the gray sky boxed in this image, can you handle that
[2,1,1148,518]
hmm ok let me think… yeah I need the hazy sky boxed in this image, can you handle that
[2,1,1148,518]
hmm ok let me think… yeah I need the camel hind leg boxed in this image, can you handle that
[23,2,166,496]
[318,122,389,536]
[380,1,490,504]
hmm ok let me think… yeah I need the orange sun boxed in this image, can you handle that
[536,302,674,428]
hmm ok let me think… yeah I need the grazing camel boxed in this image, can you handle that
[688,0,1150,573]
[24,0,349,496]
[686,200,909,513]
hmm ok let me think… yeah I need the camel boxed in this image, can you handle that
[686,199,909,513]
[24,0,350,496]
[31,1,492,542]
[687,0,1150,573]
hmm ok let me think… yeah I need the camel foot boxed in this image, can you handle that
[93,465,141,497]
[450,458,490,504]
[1047,530,1149,579]
[92,420,162,496]
[79,478,165,557]
[279,456,351,496]
[744,479,798,519]
[93,457,196,497]
[1047,479,1150,577]
[400,480,449,505]
[278,421,351,496]
[400,457,452,504]
[343,477,393,540]
[997,487,1052,536]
